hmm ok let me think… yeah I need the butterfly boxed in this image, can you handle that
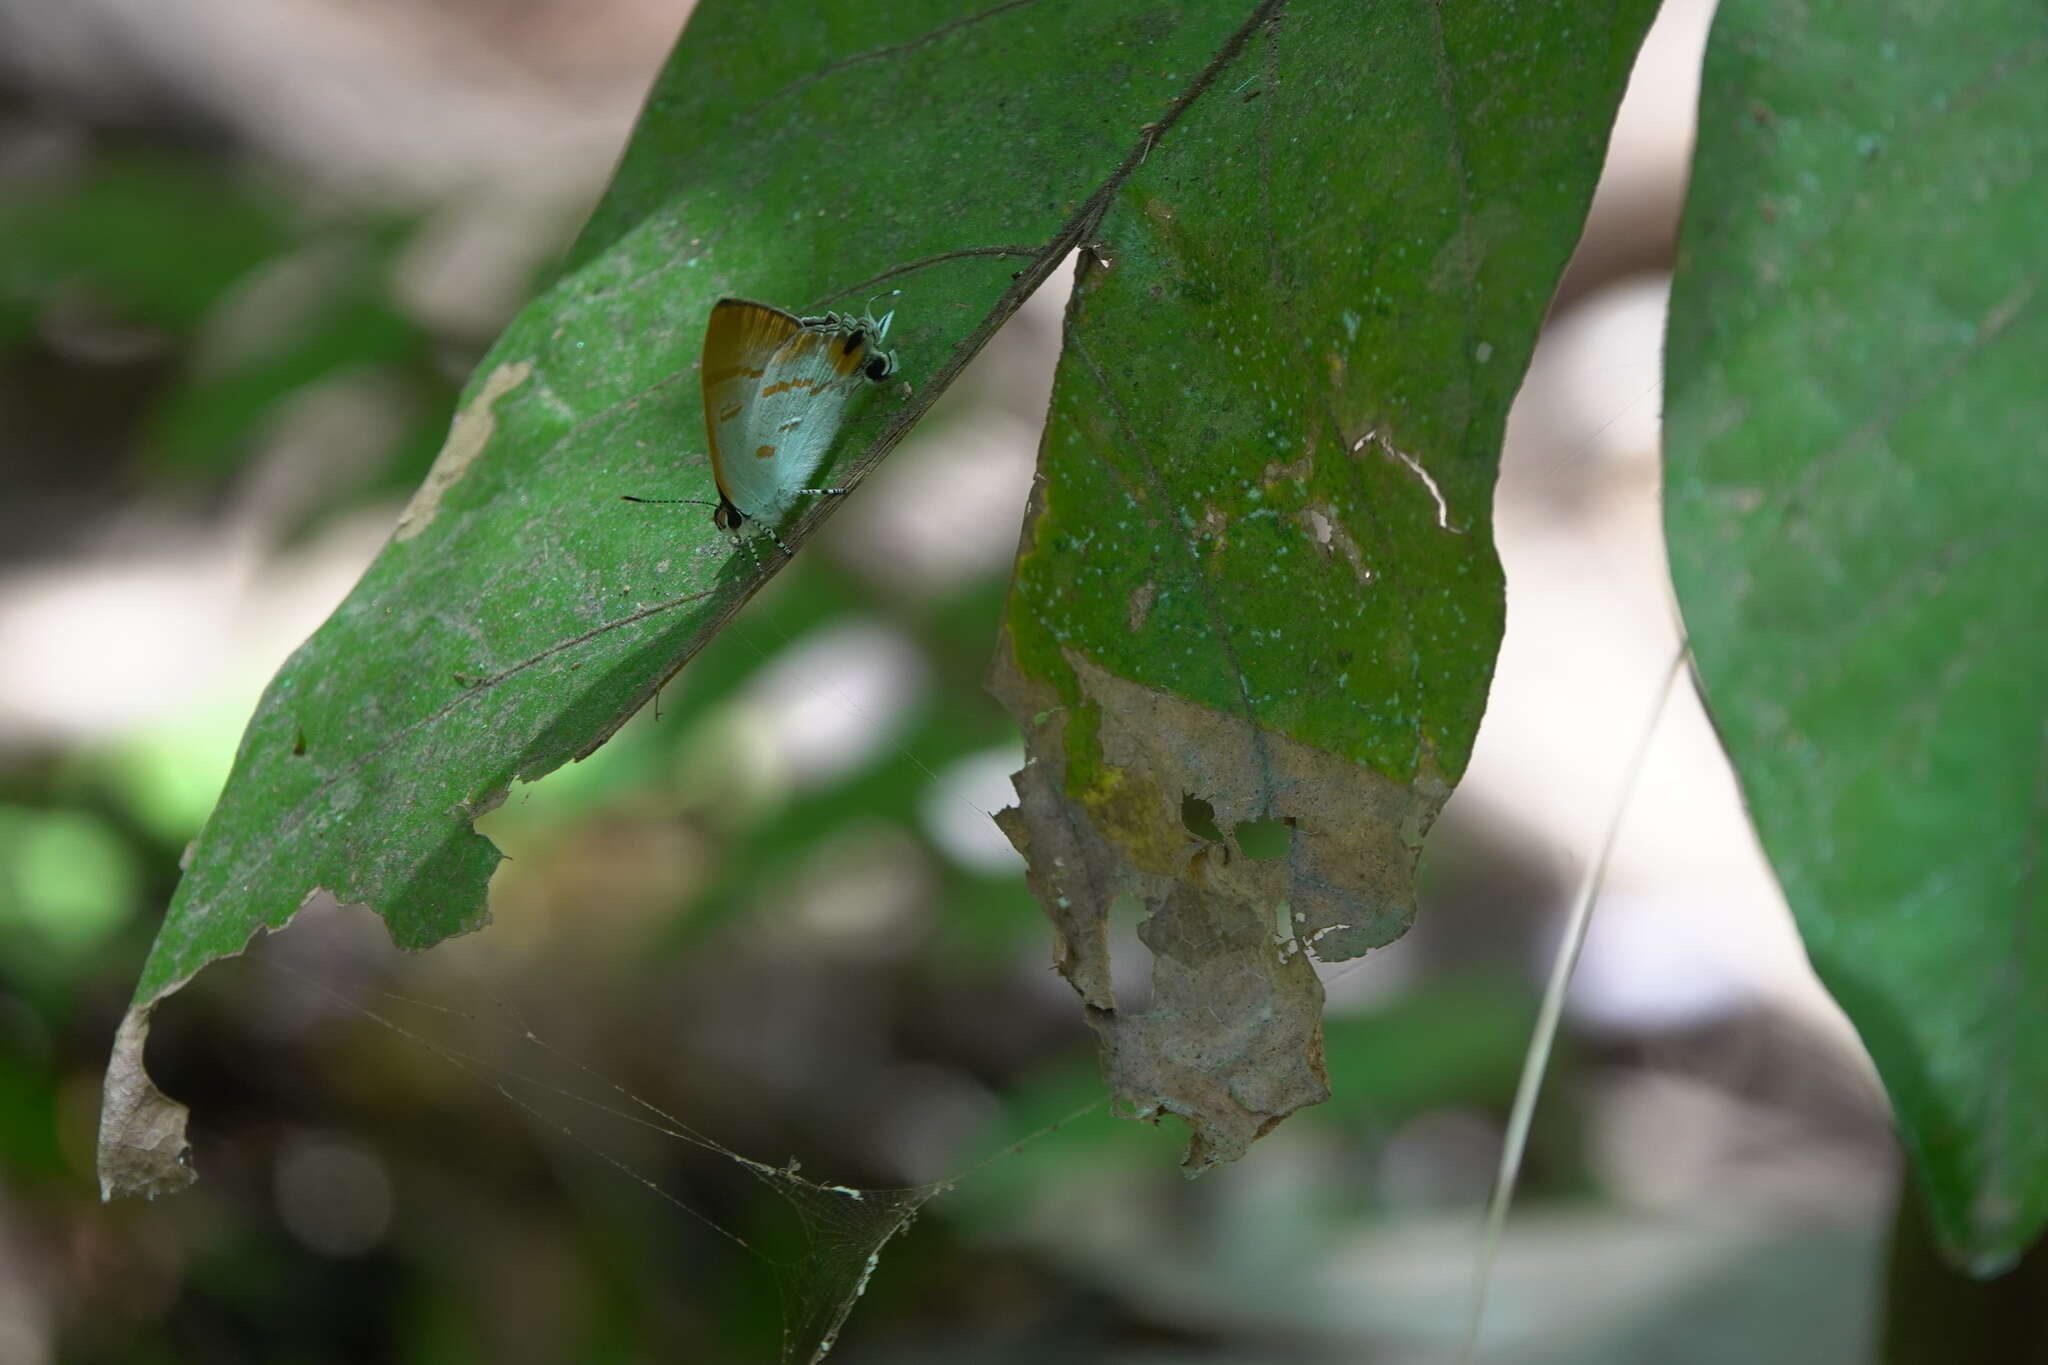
[627,296,899,554]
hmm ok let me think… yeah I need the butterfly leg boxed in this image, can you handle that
[727,531,787,565]
[731,528,795,561]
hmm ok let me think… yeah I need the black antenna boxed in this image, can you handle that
[621,495,720,508]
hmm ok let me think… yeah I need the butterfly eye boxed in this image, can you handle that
[864,355,892,382]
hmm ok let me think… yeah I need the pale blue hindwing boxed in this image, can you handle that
[712,309,896,526]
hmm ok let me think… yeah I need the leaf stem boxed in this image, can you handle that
[1457,641,1689,1363]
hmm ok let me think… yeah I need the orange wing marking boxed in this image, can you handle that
[703,364,767,385]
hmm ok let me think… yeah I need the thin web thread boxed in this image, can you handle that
[257,953,1096,1363]
[1457,642,1688,1364]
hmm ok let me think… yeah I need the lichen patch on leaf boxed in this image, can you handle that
[395,359,532,541]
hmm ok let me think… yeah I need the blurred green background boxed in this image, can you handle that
[2,0,2020,1361]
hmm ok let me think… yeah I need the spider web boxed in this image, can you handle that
[260,951,1088,1364]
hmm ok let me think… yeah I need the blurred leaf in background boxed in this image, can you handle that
[1664,0,2048,1273]
[0,152,461,551]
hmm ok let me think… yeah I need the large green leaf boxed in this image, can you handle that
[97,0,1259,1199]
[1665,0,2048,1271]
[992,0,1654,1165]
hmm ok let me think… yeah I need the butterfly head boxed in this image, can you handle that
[850,290,900,380]
[836,311,898,382]
[858,345,896,383]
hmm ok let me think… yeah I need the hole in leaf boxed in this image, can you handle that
[1180,794,1225,843]
[1234,816,1294,861]
[1106,890,1155,1012]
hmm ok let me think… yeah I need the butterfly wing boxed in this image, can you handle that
[702,298,890,525]
[703,299,805,518]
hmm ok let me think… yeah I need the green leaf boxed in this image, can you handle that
[0,154,288,337]
[144,234,431,479]
[95,0,1286,1204]
[0,805,140,962]
[992,0,1654,1166]
[1664,0,2048,1271]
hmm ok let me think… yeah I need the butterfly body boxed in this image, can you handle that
[701,297,897,536]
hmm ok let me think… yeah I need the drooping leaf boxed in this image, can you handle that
[97,0,1269,1202]
[993,0,1655,1166]
[1664,0,2048,1271]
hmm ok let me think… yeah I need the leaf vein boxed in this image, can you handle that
[748,0,1045,113]
[807,245,1048,309]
